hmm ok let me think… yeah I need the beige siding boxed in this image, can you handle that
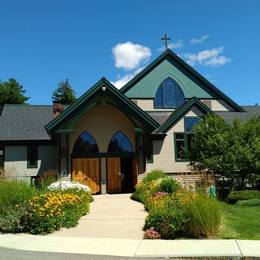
[132,99,154,110]
[131,99,176,112]
[131,98,233,113]
[4,145,57,180]
[201,99,233,111]
[69,105,135,154]
[146,106,202,174]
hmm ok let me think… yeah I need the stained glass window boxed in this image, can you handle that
[154,78,185,108]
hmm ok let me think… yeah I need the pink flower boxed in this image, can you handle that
[144,228,161,239]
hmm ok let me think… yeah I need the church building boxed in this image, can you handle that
[0,49,259,194]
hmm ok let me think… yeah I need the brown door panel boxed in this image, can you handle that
[107,157,121,193]
[72,158,100,194]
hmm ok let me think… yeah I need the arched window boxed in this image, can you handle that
[154,77,185,108]
[73,131,99,154]
[108,131,133,153]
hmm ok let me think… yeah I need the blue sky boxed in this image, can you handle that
[0,0,259,105]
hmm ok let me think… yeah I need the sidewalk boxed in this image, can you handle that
[0,234,260,258]
[51,194,147,239]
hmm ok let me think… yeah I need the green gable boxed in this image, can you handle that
[121,50,244,112]
[125,59,212,99]
[45,77,159,134]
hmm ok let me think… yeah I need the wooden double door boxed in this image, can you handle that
[72,157,137,194]
[72,158,100,194]
[107,157,137,194]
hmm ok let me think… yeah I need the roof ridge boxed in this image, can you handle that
[154,97,215,133]
[120,49,244,112]
[3,104,53,107]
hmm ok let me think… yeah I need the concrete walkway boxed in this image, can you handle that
[0,234,260,258]
[51,193,147,239]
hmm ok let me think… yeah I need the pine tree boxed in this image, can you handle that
[0,78,30,106]
[52,79,76,104]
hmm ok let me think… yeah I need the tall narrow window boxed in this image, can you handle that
[73,131,99,155]
[0,145,4,169]
[154,77,185,108]
[108,131,133,154]
[27,145,38,168]
[174,117,200,161]
[175,133,185,160]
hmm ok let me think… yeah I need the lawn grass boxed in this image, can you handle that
[219,202,260,240]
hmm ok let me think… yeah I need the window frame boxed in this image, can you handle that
[72,131,99,156]
[184,116,201,133]
[107,131,133,154]
[174,116,200,162]
[174,132,188,162]
[0,145,4,169]
[145,138,154,163]
[154,77,185,109]
[27,145,38,169]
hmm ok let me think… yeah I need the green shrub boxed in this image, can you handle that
[143,170,167,183]
[22,189,91,234]
[0,180,36,233]
[144,196,188,239]
[228,190,260,204]
[236,199,260,206]
[0,180,36,210]
[186,194,221,238]
[62,189,91,228]
[158,177,179,194]
[0,206,27,233]
[39,169,58,190]
[131,180,160,206]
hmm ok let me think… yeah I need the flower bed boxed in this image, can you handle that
[0,180,92,234]
[48,180,91,192]
[132,170,221,239]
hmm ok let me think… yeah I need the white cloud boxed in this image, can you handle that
[112,42,151,70]
[157,40,183,52]
[191,35,210,44]
[205,56,231,66]
[111,67,144,89]
[184,47,231,67]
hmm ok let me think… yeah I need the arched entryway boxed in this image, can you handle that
[106,131,137,194]
[71,131,101,194]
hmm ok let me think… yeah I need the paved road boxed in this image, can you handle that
[0,248,162,260]
[51,193,147,239]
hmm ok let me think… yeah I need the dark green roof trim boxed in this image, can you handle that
[154,97,216,133]
[120,49,244,112]
[45,77,160,133]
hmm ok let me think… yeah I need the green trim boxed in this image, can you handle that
[155,97,215,133]
[146,139,154,163]
[174,132,189,162]
[27,145,38,169]
[56,129,75,133]
[45,77,159,133]
[120,49,244,112]
[71,152,134,158]
[0,145,4,169]
[151,133,167,140]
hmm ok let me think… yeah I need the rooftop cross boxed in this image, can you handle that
[161,33,171,51]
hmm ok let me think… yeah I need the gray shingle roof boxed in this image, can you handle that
[0,104,259,141]
[147,112,172,125]
[216,106,260,124]
[0,105,54,141]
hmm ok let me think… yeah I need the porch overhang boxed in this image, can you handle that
[45,77,160,135]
